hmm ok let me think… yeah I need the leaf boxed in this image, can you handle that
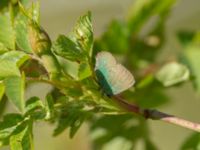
[0,51,30,67]
[0,113,23,145]
[10,121,33,150]
[0,60,20,80]
[45,93,54,120]
[95,20,129,54]
[15,12,32,53]
[181,133,200,150]
[0,82,5,101]
[78,61,92,80]
[25,96,46,120]
[72,11,93,56]
[4,75,25,113]
[53,101,90,138]
[53,35,85,61]
[0,13,15,49]
[25,97,43,114]
[127,0,177,33]
[155,62,190,86]
[183,45,200,92]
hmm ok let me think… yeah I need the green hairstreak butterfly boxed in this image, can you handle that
[95,51,135,96]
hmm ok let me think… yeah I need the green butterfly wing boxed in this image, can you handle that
[95,51,135,96]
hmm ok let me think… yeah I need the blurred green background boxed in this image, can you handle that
[2,0,200,149]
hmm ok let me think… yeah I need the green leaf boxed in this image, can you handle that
[183,45,200,92]
[95,20,129,54]
[0,13,15,49]
[155,62,190,86]
[0,82,5,101]
[25,97,43,114]
[78,61,92,80]
[181,133,200,150]
[4,75,25,113]
[53,35,85,61]
[72,11,93,56]
[0,60,20,80]
[15,13,32,53]
[10,121,33,150]
[0,113,23,146]
[45,93,54,120]
[53,101,90,138]
[0,51,30,67]
[127,0,176,33]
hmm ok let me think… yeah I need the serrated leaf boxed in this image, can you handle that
[0,82,5,101]
[4,75,25,113]
[78,61,92,80]
[72,11,93,56]
[0,51,30,67]
[45,93,54,120]
[0,60,20,80]
[53,35,85,61]
[0,13,15,49]
[155,62,190,86]
[10,121,33,150]
[181,133,200,150]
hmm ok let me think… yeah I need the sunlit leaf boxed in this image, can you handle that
[71,11,93,56]
[53,35,85,61]
[155,62,190,86]
[4,75,25,113]
[10,121,33,150]
[0,13,15,49]
[0,51,30,67]
[0,60,20,80]
[78,61,92,80]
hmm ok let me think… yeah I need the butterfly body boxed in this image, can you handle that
[95,51,135,96]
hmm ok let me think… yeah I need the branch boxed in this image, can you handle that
[113,96,200,133]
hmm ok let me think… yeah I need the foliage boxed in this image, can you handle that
[0,0,199,149]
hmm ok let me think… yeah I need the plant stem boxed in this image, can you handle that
[113,96,200,132]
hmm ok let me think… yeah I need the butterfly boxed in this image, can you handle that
[95,51,135,96]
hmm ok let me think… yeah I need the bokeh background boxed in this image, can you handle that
[2,0,200,149]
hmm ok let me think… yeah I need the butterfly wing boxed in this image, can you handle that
[95,51,135,95]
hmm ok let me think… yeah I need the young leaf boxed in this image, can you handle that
[78,61,92,80]
[4,75,25,113]
[72,11,93,56]
[0,13,15,49]
[53,34,85,61]
[10,121,33,150]
[155,62,190,87]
